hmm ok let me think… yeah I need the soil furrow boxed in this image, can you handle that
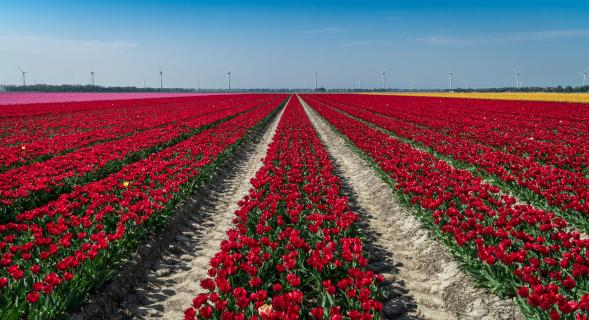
[300,96,522,320]
[124,102,287,320]
[70,101,286,320]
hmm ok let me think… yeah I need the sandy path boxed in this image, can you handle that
[300,96,522,320]
[122,103,287,320]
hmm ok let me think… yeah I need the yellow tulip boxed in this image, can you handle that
[367,92,589,103]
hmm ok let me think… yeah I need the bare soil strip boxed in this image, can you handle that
[125,104,286,320]
[72,102,286,320]
[300,96,522,320]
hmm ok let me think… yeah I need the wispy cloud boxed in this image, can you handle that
[416,36,476,46]
[417,29,589,46]
[506,29,589,41]
[301,26,344,35]
[80,39,138,49]
[0,35,138,54]
[394,52,428,57]
[339,40,390,47]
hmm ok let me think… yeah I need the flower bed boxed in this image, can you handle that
[0,95,286,319]
[305,94,589,230]
[302,95,589,320]
[0,95,277,221]
[0,95,271,171]
[184,97,383,320]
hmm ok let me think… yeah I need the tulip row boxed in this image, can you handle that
[362,94,589,142]
[0,96,286,319]
[184,97,383,320]
[0,95,266,172]
[301,95,589,320]
[0,94,215,122]
[328,94,589,173]
[0,95,278,222]
[306,95,589,231]
[0,95,196,145]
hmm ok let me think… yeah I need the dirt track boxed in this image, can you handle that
[124,104,286,319]
[300,96,522,320]
[70,103,285,320]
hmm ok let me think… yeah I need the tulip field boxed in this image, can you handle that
[184,97,383,320]
[301,94,589,320]
[1,92,588,319]
[0,94,287,319]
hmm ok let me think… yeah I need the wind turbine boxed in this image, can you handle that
[159,69,164,90]
[227,72,231,91]
[17,66,27,86]
[579,69,588,87]
[314,72,318,91]
[448,72,454,92]
[381,71,386,90]
[515,69,521,89]
[90,70,95,86]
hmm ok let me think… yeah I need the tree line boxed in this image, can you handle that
[0,84,587,93]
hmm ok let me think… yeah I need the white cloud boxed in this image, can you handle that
[339,40,390,47]
[80,39,138,49]
[416,36,476,46]
[301,26,344,35]
[0,35,138,55]
[417,29,589,46]
[506,29,589,41]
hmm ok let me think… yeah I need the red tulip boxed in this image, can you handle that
[200,305,213,318]
[311,307,324,319]
[26,292,40,303]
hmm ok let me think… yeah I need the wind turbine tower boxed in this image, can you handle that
[159,69,164,90]
[580,69,588,87]
[515,70,521,89]
[17,66,27,86]
[449,72,454,92]
[90,70,95,86]
[227,72,231,91]
[314,72,318,91]
[382,71,386,90]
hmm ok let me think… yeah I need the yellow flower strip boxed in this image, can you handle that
[366,92,589,104]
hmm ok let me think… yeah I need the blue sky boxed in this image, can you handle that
[1,0,588,89]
